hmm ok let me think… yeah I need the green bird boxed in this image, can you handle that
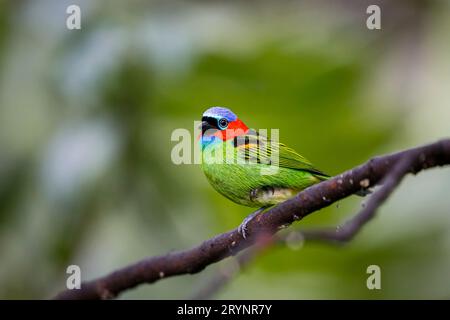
[199,106,348,238]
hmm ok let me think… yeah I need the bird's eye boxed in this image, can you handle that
[218,118,229,129]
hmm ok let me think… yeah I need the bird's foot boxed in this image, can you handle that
[238,207,267,239]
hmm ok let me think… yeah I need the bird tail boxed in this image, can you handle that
[307,169,331,181]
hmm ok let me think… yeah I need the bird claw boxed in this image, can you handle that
[238,207,266,239]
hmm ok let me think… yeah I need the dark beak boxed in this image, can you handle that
[200,120,215,134]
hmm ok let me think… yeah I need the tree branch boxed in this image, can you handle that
[300,155,416,243]
[53,139,450,299]
[190,232,273,300]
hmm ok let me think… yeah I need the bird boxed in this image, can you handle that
[199,106,365,238]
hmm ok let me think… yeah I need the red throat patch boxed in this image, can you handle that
[214,119,249,141]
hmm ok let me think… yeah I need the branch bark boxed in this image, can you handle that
[190,232,273,300]
[300,154,417,243]
[53,139,450,300]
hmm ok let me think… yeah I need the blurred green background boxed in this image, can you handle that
[0,0,449,299]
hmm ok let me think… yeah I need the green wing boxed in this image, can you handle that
[233,130,329,180]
